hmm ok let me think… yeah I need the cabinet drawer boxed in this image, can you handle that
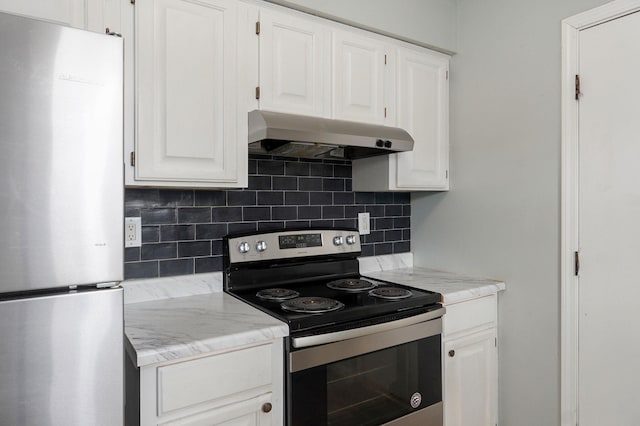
[157,344,272,415]
[443,295,497,337]
[159,392,272,426]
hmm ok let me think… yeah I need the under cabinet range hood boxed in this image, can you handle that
[248,110,414,160]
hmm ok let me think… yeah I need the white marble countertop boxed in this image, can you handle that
[123,255,504,368]
[123,273,288,367]
[359,254,505,305]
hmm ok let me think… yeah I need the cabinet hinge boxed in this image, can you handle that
[130,151,136,167]
[575,74,581,100]
[105,27,122,37]
[255,21,260,35]
[255,86,261,100]
[574,251,580,276]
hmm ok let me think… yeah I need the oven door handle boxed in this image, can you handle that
[289,307,445,373]
[291,307,445,349]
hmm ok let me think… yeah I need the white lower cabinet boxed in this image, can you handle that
[442,295,498,426]
[126,340,283,426]
[159,393,272,426]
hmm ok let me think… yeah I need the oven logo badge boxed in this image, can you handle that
[410,392,422,409]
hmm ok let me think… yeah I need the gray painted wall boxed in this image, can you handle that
[264,0,458,52]
[411,0,610,425]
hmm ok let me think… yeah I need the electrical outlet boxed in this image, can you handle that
[358,212,370,235]
[125,217,142,248]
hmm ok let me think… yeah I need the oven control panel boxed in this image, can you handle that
[279,233,323,249]
[226,229,361,264]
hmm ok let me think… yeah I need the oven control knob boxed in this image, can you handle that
[346,235,357,245]
[256,240,267,252]
[238,241,250,254]
[333,236,344,246]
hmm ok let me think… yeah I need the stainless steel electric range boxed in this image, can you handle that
[223,228,445,426]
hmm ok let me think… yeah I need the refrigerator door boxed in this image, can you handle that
[0,12,124,293]
[0,287,123,425]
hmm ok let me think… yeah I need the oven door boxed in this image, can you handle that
[287,312,443,426]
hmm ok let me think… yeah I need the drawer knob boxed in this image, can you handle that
[262,402,272,413]
[448,350,455,357]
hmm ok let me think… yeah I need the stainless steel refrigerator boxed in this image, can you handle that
[0,11,124,425]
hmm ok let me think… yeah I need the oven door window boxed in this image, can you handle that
[289,334,441,426]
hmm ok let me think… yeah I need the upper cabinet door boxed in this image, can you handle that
[394,47,449,190]
[135,0,246,186]
[0,0,97,30]
[258,9,330,117]
[332,30,388,125]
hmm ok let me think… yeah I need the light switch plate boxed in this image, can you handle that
[358,212,370,235]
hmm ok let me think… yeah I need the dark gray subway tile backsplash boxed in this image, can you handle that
[124,155,411,279]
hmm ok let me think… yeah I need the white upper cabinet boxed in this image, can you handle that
[0,0,86,28]
[332,30,389,125]
[258,8,330,117]
[133,0,247,187]
[352,45,449,191]
[395,47,449,189]
[0,0,121,34]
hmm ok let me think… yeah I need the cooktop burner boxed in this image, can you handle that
[281,297,345,314]
[256,288,300,302]
[369,287,413,300]
[326,278,376,292]
[224,228,442,333]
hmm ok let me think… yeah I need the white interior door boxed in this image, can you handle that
[577,10,640,425]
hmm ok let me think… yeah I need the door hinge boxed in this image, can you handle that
[574,251,580,276]
[446,70,449,80]
[384,54,387,65]
[446,170,449,179]
[575,74,581,100]
[255,86,261,100]
[495,337,497,347]
[384,107,387,118]
[255,21,260,35]
[130,151,136,167]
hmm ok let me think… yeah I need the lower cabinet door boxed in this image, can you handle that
[160,393,273,426]
[444,328,497,426]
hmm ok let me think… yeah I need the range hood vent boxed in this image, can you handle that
[248,110,414,160]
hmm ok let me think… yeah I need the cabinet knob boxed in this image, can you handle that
[448,350,455,357]
[262,402,272,413]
